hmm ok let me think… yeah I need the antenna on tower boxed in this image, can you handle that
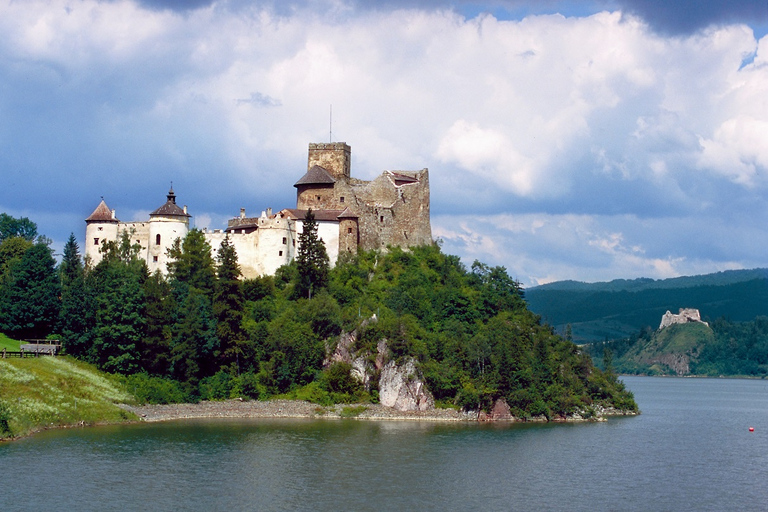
[329,104,333,142]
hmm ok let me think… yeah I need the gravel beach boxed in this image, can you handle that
[119,399,476,423]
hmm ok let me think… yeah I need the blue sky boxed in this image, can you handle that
[1,0,767,287]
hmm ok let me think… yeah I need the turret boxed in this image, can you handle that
[85,198,119,266]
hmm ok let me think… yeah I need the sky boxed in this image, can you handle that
[1,0,767,288]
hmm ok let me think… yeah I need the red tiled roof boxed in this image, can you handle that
[86,199,119,223]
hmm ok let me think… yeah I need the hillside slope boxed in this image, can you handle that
[526,269,768,342]
[0,356,136,439]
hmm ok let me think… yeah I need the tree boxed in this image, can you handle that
[0,213,37,243]
[167,229,216,296]
[214,235,246,373]
[295,209,329,299]
[58,234,94,358]
[0,236,33,281]
[141,271,175,375]
[0,242,60,339]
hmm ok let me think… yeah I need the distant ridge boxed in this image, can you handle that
[529,268,768,293]
[526,268,768,342]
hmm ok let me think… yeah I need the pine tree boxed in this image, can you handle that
[295,209,329,299]
[58,234,94,358]
[214,235,246,373]
[141,271,175,375]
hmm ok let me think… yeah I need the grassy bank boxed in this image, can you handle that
[0,355,137,440]
[0,333,21,352]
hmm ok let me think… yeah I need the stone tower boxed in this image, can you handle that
[147,188,190,274]
[84,198,119,266]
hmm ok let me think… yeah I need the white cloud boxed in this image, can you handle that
[1,1,767,284]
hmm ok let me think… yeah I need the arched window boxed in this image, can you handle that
[155,234,161,246]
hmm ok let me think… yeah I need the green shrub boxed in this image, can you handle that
[0,400,12,437]
[122,373,191,404]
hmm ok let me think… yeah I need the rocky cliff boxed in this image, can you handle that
[324,316,435,412]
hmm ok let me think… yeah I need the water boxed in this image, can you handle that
[2,376,768,511]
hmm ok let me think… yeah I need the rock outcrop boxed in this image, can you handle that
[378,358,434,412]
[659,308,708,330]
[325,316,435,412]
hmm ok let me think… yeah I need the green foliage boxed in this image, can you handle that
[0,400,12,436]
[295,209,330,299]
[120,373,192,404]
[0,213,37,243]
[0,242,61,339]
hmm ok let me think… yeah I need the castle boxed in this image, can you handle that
[85,142,432,278]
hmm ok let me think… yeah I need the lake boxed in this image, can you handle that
[2,376,768,511]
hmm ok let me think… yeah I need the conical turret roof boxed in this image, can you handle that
[86,199,119,223]
[150,188,190,217]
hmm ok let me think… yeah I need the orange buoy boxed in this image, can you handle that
[749,427,754,432]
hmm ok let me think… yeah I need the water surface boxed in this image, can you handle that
[2,376,768,511]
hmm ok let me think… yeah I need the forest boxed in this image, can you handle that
[0,212,635,418]
[586,316,768,377]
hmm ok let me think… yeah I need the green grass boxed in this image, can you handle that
[0,333,21,352]
[0,356,138,439]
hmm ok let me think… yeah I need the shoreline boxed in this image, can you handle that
[119,399,636,424]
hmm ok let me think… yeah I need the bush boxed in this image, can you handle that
[122,373,192,404]
[0,400,12,437]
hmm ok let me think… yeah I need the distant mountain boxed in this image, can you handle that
[525,269,768,342]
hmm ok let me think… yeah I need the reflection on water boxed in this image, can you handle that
[3,377,768,511]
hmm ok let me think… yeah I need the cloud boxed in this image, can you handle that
[0,0,767,285]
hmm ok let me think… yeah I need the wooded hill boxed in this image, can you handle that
[0,212,636,420]
[525,269,768,342]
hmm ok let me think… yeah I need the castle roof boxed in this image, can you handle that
[150,188,190,218]
[86,199,119,223]
[281,209,347,222]
[389,172,419,184]
[294,165,336,187]
[337,207,358,219]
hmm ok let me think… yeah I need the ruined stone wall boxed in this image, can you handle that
[353,169,432,251]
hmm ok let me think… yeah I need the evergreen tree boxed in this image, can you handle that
[141,271,175,375]
[172,288,218,388]
[295,209,329,299]
[167,229,216,295]
[214,235,246,373]
[58,234,94,358]
[0,242,61,339]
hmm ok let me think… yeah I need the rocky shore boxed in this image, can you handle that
[119,399,476,423]
[119,399,635,423]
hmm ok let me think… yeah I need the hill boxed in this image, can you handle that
[0,355,137,439]
[525,269,768,342]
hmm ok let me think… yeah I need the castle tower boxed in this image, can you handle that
[307,142,350,181]
[147,187,190,274]
[85,198,120,266]
[295,143,353,211]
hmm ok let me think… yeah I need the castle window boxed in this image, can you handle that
[282,237,287,244]
[279,250,283,256]
[340,196,345,203]
[93,238,99,245]
[153,256,158,263]
[347,227,352,234]
[98,226,103,231]
[380,216,384,223]
[316,195,321,201]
